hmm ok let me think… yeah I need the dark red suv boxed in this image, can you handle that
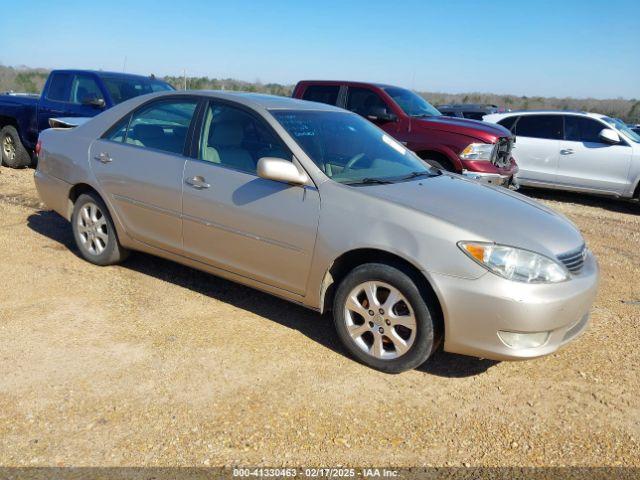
[292,81,518,187]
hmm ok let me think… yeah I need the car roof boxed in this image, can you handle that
[145,90,346,112]
[438,104,498,112]
[52,69,169,83]
[484,110,608,121]
[297,80,404,90]
[438,104,498,109]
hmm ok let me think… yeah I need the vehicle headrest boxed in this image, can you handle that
[210,121,244,147]
[133,124,165,140]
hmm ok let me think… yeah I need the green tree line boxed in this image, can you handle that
[2,65,638,123]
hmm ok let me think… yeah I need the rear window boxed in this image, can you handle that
[301,85,340,106]
[514,115,563,140]
[46,73,72,102]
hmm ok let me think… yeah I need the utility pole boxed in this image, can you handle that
[183,69,187,90]
[123,56,127,73]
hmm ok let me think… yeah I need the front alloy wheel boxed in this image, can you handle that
[333,263,438,373]
[344,281,417,359]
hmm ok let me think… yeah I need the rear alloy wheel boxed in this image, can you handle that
[1,126,32,168]
[333,263,437,373]
[71,193,129,265]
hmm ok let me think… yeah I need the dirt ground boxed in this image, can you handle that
[0,167,638,468]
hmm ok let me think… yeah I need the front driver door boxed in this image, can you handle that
[90,97,199,253]
[181,101,320,295]
[558,115,632,194]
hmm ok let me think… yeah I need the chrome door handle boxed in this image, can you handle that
[560,149,574,155]
[185,176,210,189]
[94,152,112,163]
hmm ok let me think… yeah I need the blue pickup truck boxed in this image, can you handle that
[0,69,174,167]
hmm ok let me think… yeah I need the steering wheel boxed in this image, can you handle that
[344,153,366,170]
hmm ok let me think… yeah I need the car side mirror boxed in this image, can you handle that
[366,106,397,123]
[599,128,620,144]
[257,157,309,185]
[81,94,106,108]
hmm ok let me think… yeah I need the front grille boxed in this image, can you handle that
[557,245,587,275]
[491,137,514,168]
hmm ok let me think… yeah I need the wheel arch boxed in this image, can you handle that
[66,182,133,249]
[415,149,462,172]
[67,183,100,219]
[0,115,18,131]
[633,176,640,200]
[320,248,444,338]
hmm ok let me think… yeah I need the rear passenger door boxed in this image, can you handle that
[89,97,199,253]
[511,115,563,184]
[559,115,632,194]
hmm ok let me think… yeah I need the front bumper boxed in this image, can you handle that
[462,170,519,189]
[460,158,519,189]
[429,251,599,361]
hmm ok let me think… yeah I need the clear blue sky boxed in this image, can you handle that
[1,0,638,99]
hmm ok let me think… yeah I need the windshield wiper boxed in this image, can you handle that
[345,177,393,186]
[410,113,434,118]
[399,170,441,180]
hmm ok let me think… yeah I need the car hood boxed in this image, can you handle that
[412,116,511,142]
[358,174,584,257]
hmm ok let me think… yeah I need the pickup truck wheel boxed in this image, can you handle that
[333,263,436,373]
[1,126,32,168]
[71,193,129,266]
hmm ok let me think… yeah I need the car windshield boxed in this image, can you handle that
[603,117,640,143]
[272,110,438,185]
[383,87,441,118]
[99,75,174,105]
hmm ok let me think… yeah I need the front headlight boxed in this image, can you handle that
[459,143,495,161]
[458,242,570,283]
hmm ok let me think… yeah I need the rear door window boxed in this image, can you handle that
[514,115,563,140]
[301,85,340,106]
[107,99,198,155]
[46,73,73,102]
[564,116,605,143]
[70,74,104,105]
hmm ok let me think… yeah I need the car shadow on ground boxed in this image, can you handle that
[520,187,639,215]
[27,209,497,378]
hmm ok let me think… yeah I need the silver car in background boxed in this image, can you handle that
[35,91,599,373]
[484,110,640,200]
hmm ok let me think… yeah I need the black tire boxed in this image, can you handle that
[333,263,437,373]
[1,125,32,168]
[420,154,455,172]
[71,192,129,266]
